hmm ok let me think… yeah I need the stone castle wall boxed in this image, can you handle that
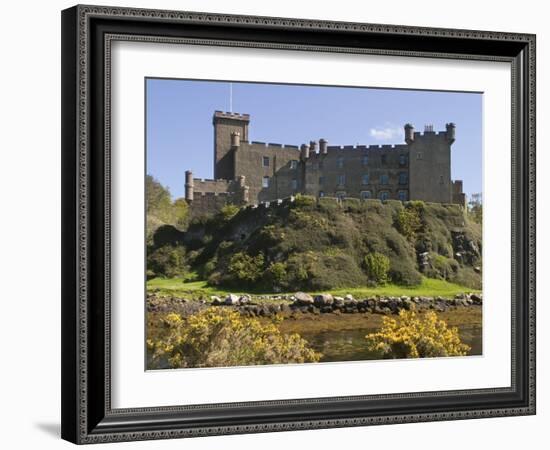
[183,111,464,218]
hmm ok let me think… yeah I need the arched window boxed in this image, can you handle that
[262,176,270,188]
[379,191,389,201]
[337,156,344,168]
[399,172,408,185]
[362,155,369,166]
[338,174,346,186]
[398,190,408,201]
[380,174,389,185]
[362,174,369,185]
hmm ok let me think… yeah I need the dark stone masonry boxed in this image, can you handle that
[184,111,466,218]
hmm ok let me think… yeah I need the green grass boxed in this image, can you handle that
[147,276,480,300]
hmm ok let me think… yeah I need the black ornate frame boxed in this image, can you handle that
[61,4,536,444]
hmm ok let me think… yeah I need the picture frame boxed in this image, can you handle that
[61,4,536,444]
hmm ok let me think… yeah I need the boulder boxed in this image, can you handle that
[344,294,355,302]
[225,294,240,305]
[294,292,314,305]
[239,295,251,305]
[314,293,334,306]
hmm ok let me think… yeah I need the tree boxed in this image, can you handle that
[468,193,483,225]
[146,175,173,222]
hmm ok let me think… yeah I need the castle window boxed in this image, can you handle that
[399,172,408,185]
[398,190,408,201]
[361,190,372,200]
[380,174,389,185]
[399,154,408,166]
[290,160,298,169]
[362,155,369,166]
[337,156,344,168]
[362,174,369,185]
[338,174,346,186]
[319,176,325,185]
[381,154,387,164]
[262,176,270,188]
[416,152,423,160]
[319,191,325,198]
[262,156,270,167]
[379,191,389,201]
[291,179,298,190]
[439,175,444,184]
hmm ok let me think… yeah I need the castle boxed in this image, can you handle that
[184,111,466,217]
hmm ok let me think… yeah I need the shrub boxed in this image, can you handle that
[226,252,265,285]
[149,309,321,368]
[365,308,471,359]
[263,262,288,289]
[293,194,316,209]
[395,203,423,242]
[220,204,240,221]
[364,252,390,285]
[147,245,188,278]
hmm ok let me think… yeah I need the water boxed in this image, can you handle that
[300,325,482,362]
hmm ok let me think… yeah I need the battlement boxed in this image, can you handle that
[213,110,250,121]
[241,141,301,150]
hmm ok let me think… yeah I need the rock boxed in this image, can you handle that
[344,294,355,302]
[333,296,345,306]
[239,295,251,305]
[474,266,482,273]
[225,294,240,305]
[470,293,482,304]
[314,293,334,306]
[294,292,314,305]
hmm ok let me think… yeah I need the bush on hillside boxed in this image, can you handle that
[364,252,390,285]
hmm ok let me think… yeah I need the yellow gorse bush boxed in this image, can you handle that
[365,307,470,359]
[150,308,321,369]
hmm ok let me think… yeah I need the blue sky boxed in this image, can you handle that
[146,78,482,199]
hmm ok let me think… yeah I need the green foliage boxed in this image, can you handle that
[226,252,265,286]
[149,309,321,368]
[468,193,483,225]
[263,262,288,289]
[220,204,240,221]
[147,245,188,278]
[395,202,423,242]
[146,175,189,230]
[293,194,316,208]
[364,252,390,285]
[365,307,471,358]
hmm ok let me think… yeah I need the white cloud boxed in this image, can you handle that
[369,125,403,141]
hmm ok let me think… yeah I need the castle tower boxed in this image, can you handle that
[407,123,455,203]
[213,111,250,180]
[185,170,194,202]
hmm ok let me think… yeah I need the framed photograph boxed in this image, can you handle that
[61,4,536,444]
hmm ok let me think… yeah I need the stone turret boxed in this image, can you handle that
[309,140,318,154]
[231,131,241,148]
[404,123,414,144]
[319,138,328,154]
[300,143,310,161]
[446,122,456,144]
[185,170,194,202]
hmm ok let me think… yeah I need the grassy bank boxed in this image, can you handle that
[147,276,481,300]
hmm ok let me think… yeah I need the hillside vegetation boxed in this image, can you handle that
[147,195,482,291]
